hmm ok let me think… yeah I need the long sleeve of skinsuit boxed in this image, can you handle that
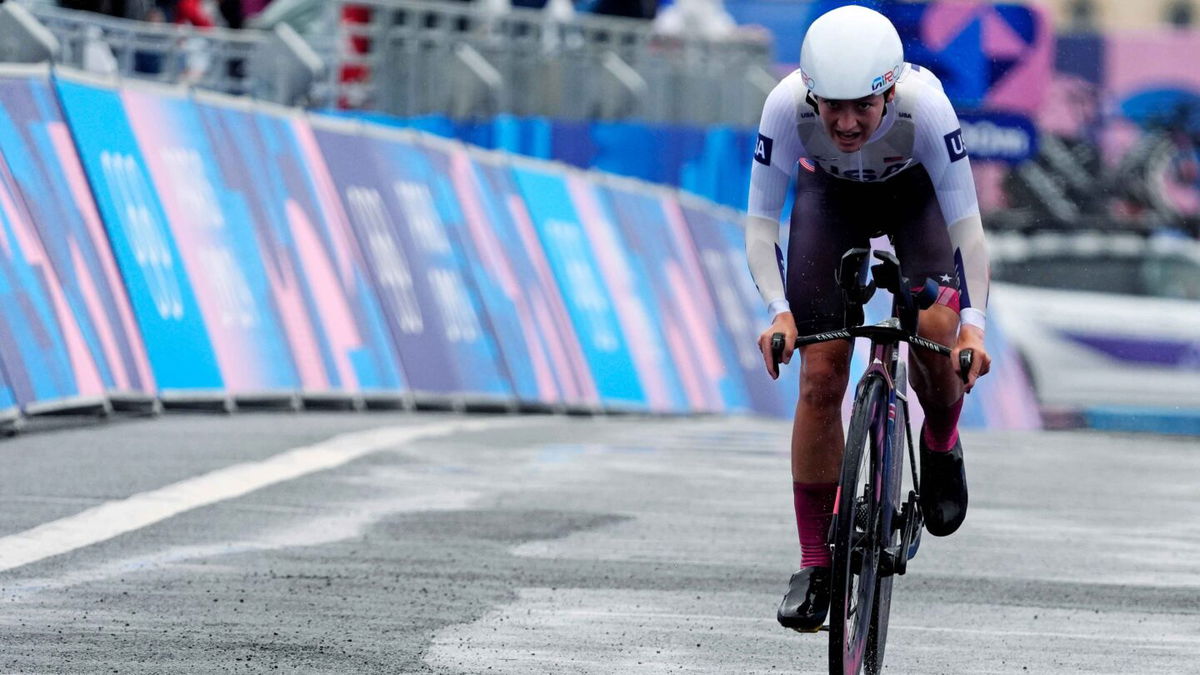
[745,73,807,319]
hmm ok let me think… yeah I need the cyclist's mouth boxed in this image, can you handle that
[835,130,862,147]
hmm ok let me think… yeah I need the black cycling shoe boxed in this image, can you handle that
[777,567,831,632]
[919,429,968,537]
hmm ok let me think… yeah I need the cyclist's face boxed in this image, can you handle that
[816,92,889,152]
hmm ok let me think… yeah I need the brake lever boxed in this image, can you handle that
[958,348,974,385]
[770,332,785,377]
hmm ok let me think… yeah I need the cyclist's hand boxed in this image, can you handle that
[952,324,991,393]
[758,312,798,380]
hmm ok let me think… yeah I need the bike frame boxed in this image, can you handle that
[784,248,959,675]
[865,329,902,563]
[833,333,901,561]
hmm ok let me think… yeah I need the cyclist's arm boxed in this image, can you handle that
[746,77,805,318]
[912,88,990,334]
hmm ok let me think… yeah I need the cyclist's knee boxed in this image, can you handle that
[799,347,850,409]
[917,304,958,345]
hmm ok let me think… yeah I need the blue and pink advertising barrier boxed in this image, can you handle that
[0,64,1041,432]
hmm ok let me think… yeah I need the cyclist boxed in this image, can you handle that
[744,5,993,632]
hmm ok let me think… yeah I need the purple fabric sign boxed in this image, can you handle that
[310,120,511,401]
[597,180,753,414]
[0,140,110,406]
[120,86,302,395]
[427,142,597,406]
[565,174,688,413]
[193,96,407,395]
[55,74,223,393]
[678,200,794,418]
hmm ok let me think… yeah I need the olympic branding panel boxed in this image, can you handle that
[193,98,407,396]
[0,72,155,406]
[54,73,223,394]
[679,202,795,418]
[599,181,754,414]
[568,176,688,414]
[427,143,597,407]
[510,165,648,410]
[120,85,303,396]
[311,121,511,403]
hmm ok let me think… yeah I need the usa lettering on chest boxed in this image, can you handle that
[816,160,908,181]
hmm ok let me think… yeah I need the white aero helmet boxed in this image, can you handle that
[799,5,904,100]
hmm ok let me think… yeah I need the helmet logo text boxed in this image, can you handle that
[871,66,902,92]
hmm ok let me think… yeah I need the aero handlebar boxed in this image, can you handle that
[770,326,975,384]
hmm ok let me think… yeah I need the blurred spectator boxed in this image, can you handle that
[219,0,244,28]
[216,0,249,81]
[81,24,119,74]
[543,0,574,23]
[59,0,160,19]
[579,0,656,20]
[133,6,168,74]
[339,4,372,108]
[172,0,215,26]
[654,0,734,39]
[479,0,511,19]
[240,0,272,19]
[179,34,213,82]
[151,0,266,28]
[58,1,104,13]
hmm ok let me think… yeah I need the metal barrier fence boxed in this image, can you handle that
[22,1,266,97]
[12,0,776,126]
[313,0,776,126]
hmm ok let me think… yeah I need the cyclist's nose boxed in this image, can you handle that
[832,113,858,131]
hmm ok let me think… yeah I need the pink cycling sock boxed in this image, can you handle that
[922,397,964,453]
[794,481,837,568]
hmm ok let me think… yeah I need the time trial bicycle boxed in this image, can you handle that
[771,247,973,675]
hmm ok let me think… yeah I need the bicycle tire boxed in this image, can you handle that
[829,375,886,675]
[865,363,907,674]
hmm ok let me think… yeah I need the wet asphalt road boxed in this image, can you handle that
[0,411,1196,674]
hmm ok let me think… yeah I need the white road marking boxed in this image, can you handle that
[889,623,1200,645]
[2,488,485,600]
[0,418,523,574]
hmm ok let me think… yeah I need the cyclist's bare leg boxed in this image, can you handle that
[788,340,851,570]
[908,303,970,536]
[791,340,853,482]
[909,303,965,450]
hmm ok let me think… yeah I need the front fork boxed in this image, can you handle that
[879,360,924,578]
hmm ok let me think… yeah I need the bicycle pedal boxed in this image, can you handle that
[896,497,923,568]
[906,527,923,560]
[879,548,899,577]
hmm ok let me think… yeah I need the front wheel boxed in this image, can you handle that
[865,363,907,674]
[829,376,886,675]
